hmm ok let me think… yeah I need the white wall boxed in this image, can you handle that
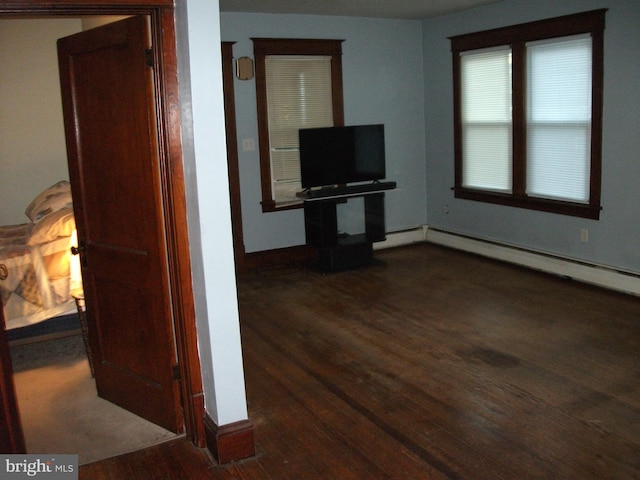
[423,0,640,274]
[176,0,250,426]
[0,19,81,225]
[220,13,427,252]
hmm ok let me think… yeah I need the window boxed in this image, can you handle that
[451,9,606,219]
[253,39,344,211]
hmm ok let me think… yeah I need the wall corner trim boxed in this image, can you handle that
[204,414,256,464]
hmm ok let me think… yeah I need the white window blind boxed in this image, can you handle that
[265,55,334,204]
[460,47,513,192]
[526,34,592,203]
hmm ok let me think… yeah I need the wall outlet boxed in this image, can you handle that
[580,228,589,242]
[443,204,449,214]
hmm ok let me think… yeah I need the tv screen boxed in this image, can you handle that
[299,124,386,189]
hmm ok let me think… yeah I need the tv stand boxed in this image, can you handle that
[300,183,395,272]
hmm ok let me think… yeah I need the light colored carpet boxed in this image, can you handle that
[10,334,177,465]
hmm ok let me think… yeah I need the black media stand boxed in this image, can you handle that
[298,182,396,272]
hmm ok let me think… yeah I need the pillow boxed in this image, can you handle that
[25,180,73,222]
[27,207,76,245]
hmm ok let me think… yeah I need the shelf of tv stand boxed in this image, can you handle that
[298,181,396,201]
[335,232,368,245]
[301,182,395,272]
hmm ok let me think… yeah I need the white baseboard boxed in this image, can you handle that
[374,227,427,251]
[425,228,640,296]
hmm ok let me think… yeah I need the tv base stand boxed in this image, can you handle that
[301,185,393,272]
[317,234,374,272]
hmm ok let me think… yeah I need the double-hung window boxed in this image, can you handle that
[451,9,606,219]
[253,39,344,211]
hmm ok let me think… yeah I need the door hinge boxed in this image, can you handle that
[145,48,154,68]
[172,364,181,381]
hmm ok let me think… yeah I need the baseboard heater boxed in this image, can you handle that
[373,226,639,296]
[423,228,640,297]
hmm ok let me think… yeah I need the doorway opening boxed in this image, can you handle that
[0,2,204,459]
[1,15,181,464]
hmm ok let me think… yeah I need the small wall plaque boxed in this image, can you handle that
[236,56,254,80]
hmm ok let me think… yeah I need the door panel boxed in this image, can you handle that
[57,15,182,433]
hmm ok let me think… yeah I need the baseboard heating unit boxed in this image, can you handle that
[424,228,640,297]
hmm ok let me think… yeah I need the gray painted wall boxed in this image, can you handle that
[220,13,427,253]
[423,0,640,273]
[221,0,639,274]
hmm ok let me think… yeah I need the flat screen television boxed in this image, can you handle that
[299,124,386,189]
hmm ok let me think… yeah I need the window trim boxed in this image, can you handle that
[253,38,345,212]
[450,9,606,219]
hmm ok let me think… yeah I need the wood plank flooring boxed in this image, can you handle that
[80,244,640,479]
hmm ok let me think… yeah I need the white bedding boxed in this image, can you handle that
[1,181,78,330]
[1,233,76,330]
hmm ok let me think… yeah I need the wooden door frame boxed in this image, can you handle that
[0,308,26,453]
[222,41,247,272]
[0,0,205,449]
[222,44,314,273]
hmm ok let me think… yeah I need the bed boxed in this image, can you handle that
[1,181,78,332]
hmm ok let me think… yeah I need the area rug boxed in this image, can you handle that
[10,334,177,465]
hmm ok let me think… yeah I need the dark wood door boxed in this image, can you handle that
[57,16,182,433]
[0,306,26,453]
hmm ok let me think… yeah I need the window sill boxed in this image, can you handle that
[261,199,303,213]
[454,188,601,220]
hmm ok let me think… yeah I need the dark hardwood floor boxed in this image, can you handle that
[80,243,640,479]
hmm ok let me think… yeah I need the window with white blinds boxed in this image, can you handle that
[253,38,344,212]
[526,35,592,203]
[451,9,605,219]
[265,55,334,205]
[460,47,513,192]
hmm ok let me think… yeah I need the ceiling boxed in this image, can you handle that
[219,0,504,20]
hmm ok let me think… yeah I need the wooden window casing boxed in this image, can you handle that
[450,9,606,219]
[253,38,344,212]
